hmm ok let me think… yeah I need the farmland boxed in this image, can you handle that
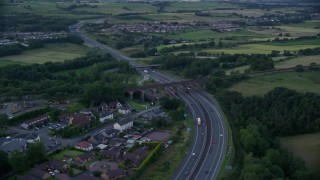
[280,133,320,179]
[226,55,320,75]
[228,71,320,96]
[0,43,89,64]
[204,43,320,55]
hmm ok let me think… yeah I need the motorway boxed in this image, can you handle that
[70,22,228,180]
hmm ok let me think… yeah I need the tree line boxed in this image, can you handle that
[216,87,319,179]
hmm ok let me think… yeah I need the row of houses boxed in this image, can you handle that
[1,31,68,41]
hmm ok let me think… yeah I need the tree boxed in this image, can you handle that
[9,151,28,173]
[68,168,74,177]
[0,150,11,176]
[25,141,47,165]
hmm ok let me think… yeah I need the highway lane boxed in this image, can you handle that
[70,22,228,179]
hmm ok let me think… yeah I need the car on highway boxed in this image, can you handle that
[192,152,195,156]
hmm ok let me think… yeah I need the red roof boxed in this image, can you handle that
[75,141,92,149]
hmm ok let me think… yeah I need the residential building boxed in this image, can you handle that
[118,107,131,115]
[101,128,119,138]
[47,160,68,171]
[74,141,93,151]
[13,133,40,143]
[69,114,90,127]
[108,101,122,109]
[99,111,113,123]
[113,117,133,132]
[20,115,49,129]
[76,152,95,163]
[101,146,122,161]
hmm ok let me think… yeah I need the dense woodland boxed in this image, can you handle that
[217,88,318,179]
[0,50,138,104]
[0,14,76,32]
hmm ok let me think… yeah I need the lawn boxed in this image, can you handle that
[228,71,320,96]
[280,132,320,179]
[52,149,84,161]
[0,43,89,64]
[128,100,151,111]
[205,44,320,55]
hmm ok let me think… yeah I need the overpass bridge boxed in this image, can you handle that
[124,79,209,101]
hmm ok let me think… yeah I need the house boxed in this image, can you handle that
[109,101,122,109]
[101,128,119,138]
[99,111,113,123]
[79,108,95,117]
[118,107,131,115]
[20,115,49,129]
[106,168,126,180]
[74,141,93,151]
[100,102,109,111]
[48,159,68,171]
[97,144,108,150]
[69,114,90,127]
[76,152,95,163]
[113,117,133,132]
[58,113,72,122]
[124,147,148,167]
[13,133,40,143]
[101,146,122,161]
[89,133,108,144]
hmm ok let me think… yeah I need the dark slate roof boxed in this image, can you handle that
[133,147,148,157]
[77,152,95,161]
[117,117,133,126]
[107,168,126,178]
[29,168,45,179]
[14,133,38,140]
[48,159,65,169]
[104,128,119,136]
[99,111,113,118]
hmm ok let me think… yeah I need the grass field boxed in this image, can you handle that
[165,2,236,12]
[205,43,320,55]
[128,100,151,110]
[250,23,320,37]
[226,55,320,75]
[52,149,84,161]
[280,133,320,179]
[0,43,89,64]
[0,60,28,68]
[275,55,320,69]
[228,71,320,96]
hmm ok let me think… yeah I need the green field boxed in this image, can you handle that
[52,149,84,161]
[0,43,89,64]
[165,2,236,12]
[205,43,320,55]
[229,71,320,96]
[275,55,320,69]
[0,60,28,68]
[226,55,320,75]
[280,133,320,179]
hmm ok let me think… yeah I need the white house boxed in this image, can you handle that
[113,117,133,132]
[74,141,93,151]
[118,107,131,115]
[99,111,113,123]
